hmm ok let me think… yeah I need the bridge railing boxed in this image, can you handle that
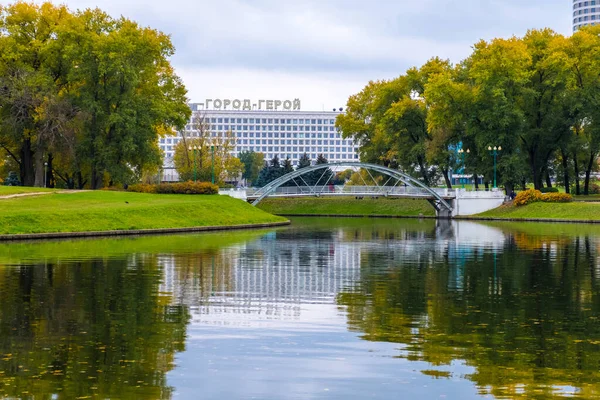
[246,185,458,197]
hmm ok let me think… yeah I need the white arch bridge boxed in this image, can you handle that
[246,162,458,217]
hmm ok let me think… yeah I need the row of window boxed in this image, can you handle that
[160,145,356,153]
[574,7,598,15]
[185,125,338,132]
[574,1,598,9]
[194,117,336,125]
[574,15,599,23]
[161,137,354,146]
[161,152,359,163]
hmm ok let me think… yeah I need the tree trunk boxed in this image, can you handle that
[473,173,479,191]
[545,169,552,188]
[584,151,596,195]
[77,171,86,190]
[34,147,44,187]
[19,139,35,186]
[47,153,54,188]
[561,149,570,194]
[574,152,581,195]
[521,180,527,191]
[442,167,452,189]
[417,157,430,186]
[529,151,541,191]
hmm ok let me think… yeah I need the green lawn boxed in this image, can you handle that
[0,228,272,264]
[0,186,58,196]
[476,202,600,221]
[0,191,287,235]
[257,197,436,217]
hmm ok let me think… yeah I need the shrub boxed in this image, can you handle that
[128,183,157,193]
[590,183,600,195]
[540,187,559,193]
[514,189,572,206]
[128,181,218,195]
[541,192,573,203]
[514,189,542,206]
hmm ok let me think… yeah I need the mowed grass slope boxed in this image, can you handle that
[0,186,58,196]
[476,202,600,221]
[257,197,436,217]
[0,191,287,234]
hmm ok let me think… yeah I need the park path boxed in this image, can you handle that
[0,190,83,200]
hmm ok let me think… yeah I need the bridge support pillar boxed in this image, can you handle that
[434,199,454,219]
[436,208,452,219]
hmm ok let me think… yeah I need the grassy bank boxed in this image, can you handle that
[475,202,600,221]
[0,186,57,196]
[0,229,272,264]
[0,191,287,235]
[257,197,436,217]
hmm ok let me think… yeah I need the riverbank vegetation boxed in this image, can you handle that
[337,26,600,195]
[0,2,190,189]
[0,186,57,196]
[257,197,435,217]
[475,202,600,221]
[0,191,286,235]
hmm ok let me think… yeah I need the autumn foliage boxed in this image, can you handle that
[128,181,218,195]
[514,189,572,206]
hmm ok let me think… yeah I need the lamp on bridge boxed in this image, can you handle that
[487,146,502,189]
[457,148,470,188]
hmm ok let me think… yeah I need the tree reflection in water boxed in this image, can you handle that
[338,230,600,399]
[0,257,189,399]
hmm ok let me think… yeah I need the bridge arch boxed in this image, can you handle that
[250,162,453,216]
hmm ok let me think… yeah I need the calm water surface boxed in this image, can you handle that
[0,218,600,399]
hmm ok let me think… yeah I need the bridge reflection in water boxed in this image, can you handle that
[157,221,505,324]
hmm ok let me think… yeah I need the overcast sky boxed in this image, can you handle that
[29,0,572,110]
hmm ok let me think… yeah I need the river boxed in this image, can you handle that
[0,218,599,399]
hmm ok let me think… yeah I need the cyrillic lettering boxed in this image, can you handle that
[243,100,252,110]
[206,99,212,109]
[274,100,282,110]
[266,100,274,110]
[283,100,292,110]
[293,98,301,110]
[223,99,231,109]
[214,99,222,109]
[258,100,265,109]
[233,99,241,109]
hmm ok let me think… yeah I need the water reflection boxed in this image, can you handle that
[0,220,599,399]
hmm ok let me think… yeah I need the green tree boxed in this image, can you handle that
[238,150,265,186]
[0,2,190,189]
[172,131,236,184]
[255,155,284,187]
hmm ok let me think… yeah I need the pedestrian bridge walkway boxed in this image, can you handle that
[245,185,457,201]
[220,162,506,218]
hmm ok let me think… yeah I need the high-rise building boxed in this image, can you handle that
[159,100,359,181]
[573,0,600,31]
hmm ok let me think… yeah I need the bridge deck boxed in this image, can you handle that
[245,193,456,201]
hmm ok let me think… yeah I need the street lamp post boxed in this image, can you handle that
[457,148,470,189]
[487,146,502,189]
[44,162,48,188]
[188,145,199,182]
[210,145,215,185]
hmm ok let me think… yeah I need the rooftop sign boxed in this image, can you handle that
[195,99,301,111]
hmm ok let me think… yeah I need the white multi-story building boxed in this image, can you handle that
[573,0,600,31]
[158,101,359,176]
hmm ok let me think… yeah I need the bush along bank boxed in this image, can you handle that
[514,189,572,206]
[127,181,218,194]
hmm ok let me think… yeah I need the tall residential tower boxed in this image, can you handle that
[573,0,600,31]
